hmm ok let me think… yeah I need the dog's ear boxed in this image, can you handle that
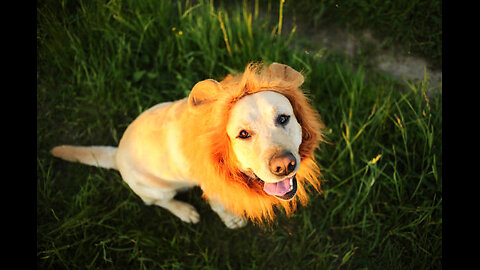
[188,79,223,107]
[268,63,304,87]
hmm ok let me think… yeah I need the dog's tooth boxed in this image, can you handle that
[290,178,293,186]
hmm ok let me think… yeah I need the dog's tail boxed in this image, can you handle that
[50,145,118,170]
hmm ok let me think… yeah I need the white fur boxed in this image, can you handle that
[226,91,302,183]
[52,91,302,229]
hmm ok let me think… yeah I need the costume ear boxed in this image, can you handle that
[268,62,304,87]
[188,79,223,107]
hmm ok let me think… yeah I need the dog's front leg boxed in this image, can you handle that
[154,198,200,224]
[135,189,200,224]
[208,198,247,229]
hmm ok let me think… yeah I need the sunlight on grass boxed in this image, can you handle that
[37,0,441,269]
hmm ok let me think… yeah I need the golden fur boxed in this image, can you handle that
[181,62,325,223]
[51,62,325,226]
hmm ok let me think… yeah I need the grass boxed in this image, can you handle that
[37,0,441,269]
[286,0,442,69]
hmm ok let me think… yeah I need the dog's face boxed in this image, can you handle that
[226,91,302,200]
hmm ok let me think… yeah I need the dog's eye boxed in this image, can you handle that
[277,114,290,126]
[237,130,251,139]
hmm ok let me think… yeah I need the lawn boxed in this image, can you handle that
[286,0,442,69]
[37,0,442,269]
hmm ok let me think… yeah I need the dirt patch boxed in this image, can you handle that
[374,53,442,92]
[294,25,442,95]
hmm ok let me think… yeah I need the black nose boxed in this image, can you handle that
[269,152,297,176]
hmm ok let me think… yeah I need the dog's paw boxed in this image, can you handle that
[221,214,247,229]
[166,201,200,224]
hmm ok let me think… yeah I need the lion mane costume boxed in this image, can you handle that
[183,62,325,223]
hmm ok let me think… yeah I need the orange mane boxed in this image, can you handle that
[181,62,325,223]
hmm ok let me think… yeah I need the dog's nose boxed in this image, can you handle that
[269,152,297,176]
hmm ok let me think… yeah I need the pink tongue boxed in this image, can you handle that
[263,178,291,196]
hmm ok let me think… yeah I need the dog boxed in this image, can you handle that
[50,62,324,229]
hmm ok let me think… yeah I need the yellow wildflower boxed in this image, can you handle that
[369,154,382,165]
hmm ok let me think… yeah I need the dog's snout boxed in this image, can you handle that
[269,152,296,176]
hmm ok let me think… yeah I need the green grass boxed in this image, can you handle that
[286,0,442,69]
[37,0,442,269]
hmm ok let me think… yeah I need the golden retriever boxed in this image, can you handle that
[51,62,324,229]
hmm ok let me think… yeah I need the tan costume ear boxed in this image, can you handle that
[188,79,223,107]
[268,62,304,87]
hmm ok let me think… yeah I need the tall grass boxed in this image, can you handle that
[38,0,441,268]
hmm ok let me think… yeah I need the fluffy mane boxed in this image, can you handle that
[182,62,325,223]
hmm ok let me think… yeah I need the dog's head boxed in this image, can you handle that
[186,62,324,222]
[226,90,302,200]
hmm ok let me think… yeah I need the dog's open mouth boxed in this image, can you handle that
[262,175,298,201]
[243,171,298,200]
